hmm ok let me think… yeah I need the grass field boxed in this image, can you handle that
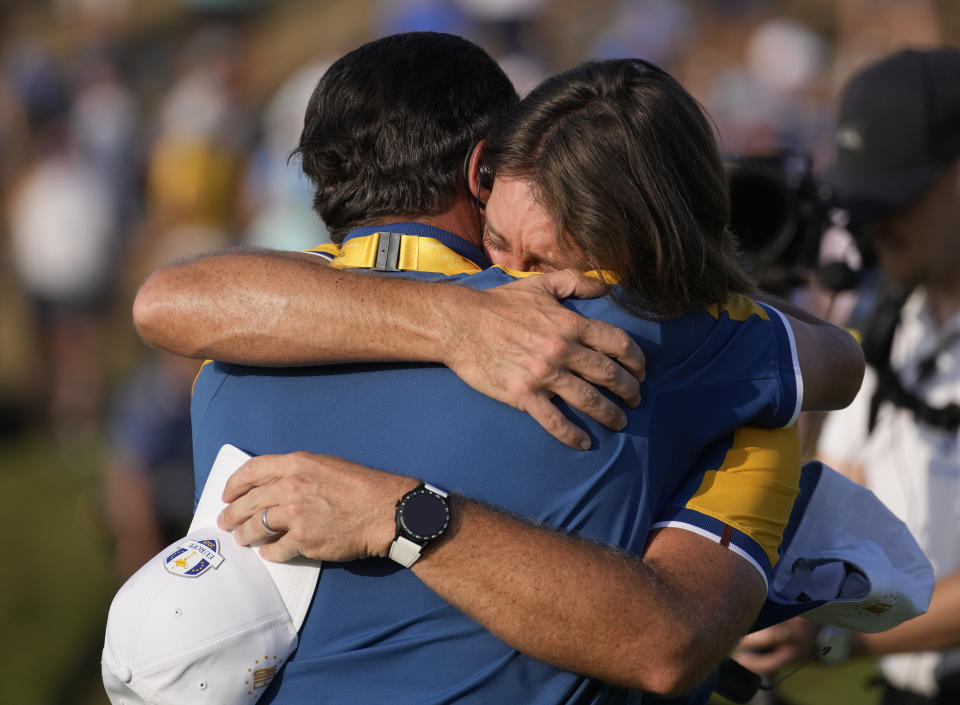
[0,430,880,705]
[0,433,113,705]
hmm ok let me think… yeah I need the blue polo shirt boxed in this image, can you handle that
[191,223,802,705]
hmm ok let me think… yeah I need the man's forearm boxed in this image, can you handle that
[413,500,765,695]
[134,249,460,365]
[221,451,766,696]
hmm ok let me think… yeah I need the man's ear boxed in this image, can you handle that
[466,139,492,208]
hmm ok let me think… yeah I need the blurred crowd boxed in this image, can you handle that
[0,1,958,702]
[0,0,955,583]
[2,0,954,444]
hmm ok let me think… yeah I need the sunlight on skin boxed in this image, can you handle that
[482,177,586,273]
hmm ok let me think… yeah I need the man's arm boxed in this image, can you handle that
[218,451,768,695]
[135,251,864,433]
[133,249,645,450]
[757,294,865,412]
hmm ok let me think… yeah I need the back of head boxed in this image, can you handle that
[825,47,960,219]
[296,32,518,243]
[483,58,755,318]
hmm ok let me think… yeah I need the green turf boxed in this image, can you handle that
[710,658,880,705]
[0,433,113,705]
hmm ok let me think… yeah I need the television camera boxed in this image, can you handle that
[725,150,868,297]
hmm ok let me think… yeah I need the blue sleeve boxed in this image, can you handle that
[683,296,802,430]
[755,302,803,428]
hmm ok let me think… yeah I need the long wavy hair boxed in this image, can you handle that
[483,59,757,317]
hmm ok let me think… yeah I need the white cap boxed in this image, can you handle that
[102,444,322,704]
[768,461,934,632]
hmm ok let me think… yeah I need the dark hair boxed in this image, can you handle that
[483,59,757,317]
[294,32,519,243]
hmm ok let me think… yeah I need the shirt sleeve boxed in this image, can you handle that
[652,426,803,590]
[698,295,803,429]
[755,302,804,428]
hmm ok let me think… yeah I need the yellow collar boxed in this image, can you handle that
[320,232,483,276]
[308,234,617,283]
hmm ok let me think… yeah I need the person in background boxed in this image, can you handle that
[103,351,200,580]
[735,47,960,705]
[6,47,119,444]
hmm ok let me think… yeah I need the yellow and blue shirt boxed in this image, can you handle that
[191,222,803,705]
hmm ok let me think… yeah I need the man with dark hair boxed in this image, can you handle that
[296,32,519,244]
[134,35,864,703]
[737,47,960,705]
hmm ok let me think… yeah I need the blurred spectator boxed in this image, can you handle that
[71,46,141,235]
[143,23,253,261]
[737,48,960,705]
[240,58,330,251]
[377,0,472,37]
[103,351,198,580]
[589,0,694,68]
[708,16,832,156]
[453,0,550,94]
[832,0,943,85]
[6,43,120,442]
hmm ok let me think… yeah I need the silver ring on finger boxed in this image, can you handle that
[261,507,282,536]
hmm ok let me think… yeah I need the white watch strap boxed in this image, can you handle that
[423,483,448,497]
[389,536,423,568]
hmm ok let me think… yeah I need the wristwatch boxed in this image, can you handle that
[389,483,451,568]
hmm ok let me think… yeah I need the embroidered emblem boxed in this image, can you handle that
[164,538,225,578]
[245,656,281,698]
[856,593,898,616]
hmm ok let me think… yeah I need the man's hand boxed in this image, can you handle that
[441,270,646,450]
[217,452,418,562]
[732,618,820,675]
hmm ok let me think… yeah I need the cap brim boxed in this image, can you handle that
[770,462,934,632]
[822,158,940,220]
[191,444,321,630]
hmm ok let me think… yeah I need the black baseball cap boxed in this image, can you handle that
[823,47,960,220]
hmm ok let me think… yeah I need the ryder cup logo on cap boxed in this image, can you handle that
[101,445,322,705]
[164,537,225,578]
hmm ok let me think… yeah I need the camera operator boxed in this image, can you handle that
[734,47,960,705]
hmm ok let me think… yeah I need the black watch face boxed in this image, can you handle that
[399,490,450,541]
